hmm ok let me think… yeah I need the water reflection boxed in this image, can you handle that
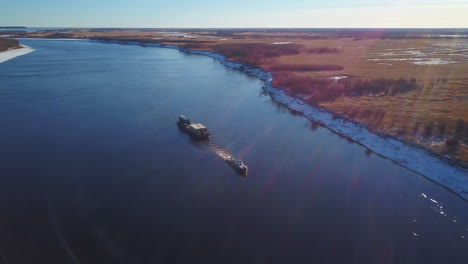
[310,121,324,131]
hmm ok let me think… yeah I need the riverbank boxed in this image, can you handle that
[93,39,468,200]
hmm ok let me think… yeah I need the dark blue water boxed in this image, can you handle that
[0,39,467,264]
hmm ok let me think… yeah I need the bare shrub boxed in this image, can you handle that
[306,47,340,54]
[273,75,420,103]
[213,43,305,65]
[267,64,343,72]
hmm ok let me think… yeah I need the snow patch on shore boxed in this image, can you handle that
[272,42,293,45]
[94,39,468,200]
[0,46,34,64]
[331,76,348,80]
[263,84,468,199]
[16,38,85,41]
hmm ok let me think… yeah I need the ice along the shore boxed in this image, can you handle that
[0,45,34,64]
[94,39,468,200]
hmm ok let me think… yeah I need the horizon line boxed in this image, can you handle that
[4,26,468,30]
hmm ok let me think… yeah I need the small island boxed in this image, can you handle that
[0,37,22,52]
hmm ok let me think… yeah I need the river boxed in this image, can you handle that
[0,39,467,263]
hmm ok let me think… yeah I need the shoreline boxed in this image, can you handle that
[0,45,34,64]
[93,39,468,200]
[19,38,468,200]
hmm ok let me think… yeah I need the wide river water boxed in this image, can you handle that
[0,39,467,263]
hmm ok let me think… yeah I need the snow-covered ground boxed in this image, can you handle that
[0,45,34,64]
[330,76,348,80]
[271,42,293,45]
[94,39,468,200]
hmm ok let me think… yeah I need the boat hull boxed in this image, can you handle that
[226,160,248,176]
[177,121,210,140]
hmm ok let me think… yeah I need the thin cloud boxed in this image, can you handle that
[240,3,468,28]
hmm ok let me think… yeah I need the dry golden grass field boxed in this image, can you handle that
[15,29,468,164]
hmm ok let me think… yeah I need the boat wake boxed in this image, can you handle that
[187,132,248,175]
[208,144,234,161]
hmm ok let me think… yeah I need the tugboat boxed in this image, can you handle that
[177,115,210,140]
[226,157,248,176]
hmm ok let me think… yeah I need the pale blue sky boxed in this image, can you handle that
[1,0,467,28]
